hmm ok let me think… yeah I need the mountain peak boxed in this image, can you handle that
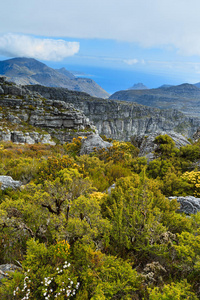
[128,83,148,90]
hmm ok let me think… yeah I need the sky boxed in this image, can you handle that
[1,0,200,93]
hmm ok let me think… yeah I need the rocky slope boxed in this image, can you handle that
[0,77,96,144]
[1,78,200,145]
[26,84,200,141]
[110,83,200,118]
[0,57,109,98]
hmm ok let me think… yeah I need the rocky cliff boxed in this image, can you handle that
[26,84,200,141]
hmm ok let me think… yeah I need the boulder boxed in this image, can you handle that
[169,196,200,215]
[0,176,22,190]
[80,134,112,155]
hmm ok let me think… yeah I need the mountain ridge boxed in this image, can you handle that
[109,83,200,117]
[0,57,109,98]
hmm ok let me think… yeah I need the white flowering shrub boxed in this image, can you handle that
[0,239,80,299]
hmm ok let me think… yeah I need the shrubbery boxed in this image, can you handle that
[1,136,200,298]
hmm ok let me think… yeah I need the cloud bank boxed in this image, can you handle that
[1,0,200,57]
[0,34,80,61]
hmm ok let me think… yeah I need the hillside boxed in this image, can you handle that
[0,57,109,98]
[110,83,200,117]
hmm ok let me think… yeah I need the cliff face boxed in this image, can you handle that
[26,85,200,140]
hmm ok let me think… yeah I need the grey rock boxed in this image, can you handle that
[0,176,22,190]
[169,196,200,215]
[80,134,112,155]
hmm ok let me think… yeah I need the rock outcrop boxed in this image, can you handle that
[169,196,200,215]
[0,176,22,190]
[80,134,112,155]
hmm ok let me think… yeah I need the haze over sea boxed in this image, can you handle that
[61,65,185,95]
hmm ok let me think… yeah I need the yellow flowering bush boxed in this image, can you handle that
[181,171,200,197]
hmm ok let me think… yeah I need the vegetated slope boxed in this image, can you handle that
[0,57,109,98]
[110,83,200,117]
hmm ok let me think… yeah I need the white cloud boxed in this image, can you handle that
[123,59,139,65]
[0,34,80,61]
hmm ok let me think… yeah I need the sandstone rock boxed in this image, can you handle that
[80,134,112,155]
[169,196,200,215]
[0,176,22,190]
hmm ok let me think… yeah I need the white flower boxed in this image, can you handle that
[44,292,47,296]
[76,282,80,288]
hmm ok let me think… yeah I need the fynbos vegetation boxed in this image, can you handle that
[1,135,200,299]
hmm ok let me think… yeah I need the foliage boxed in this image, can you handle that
[181,171,200,197]
[1,135,200,299]
[148,280,198,300]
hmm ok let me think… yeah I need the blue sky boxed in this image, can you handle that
[1,0,200,93]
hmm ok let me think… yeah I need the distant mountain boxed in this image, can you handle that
[128,83,148,90]
[158,84,174,89]
[110,83,200,117]
[0,57,109,98]
[194,82,200,89]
